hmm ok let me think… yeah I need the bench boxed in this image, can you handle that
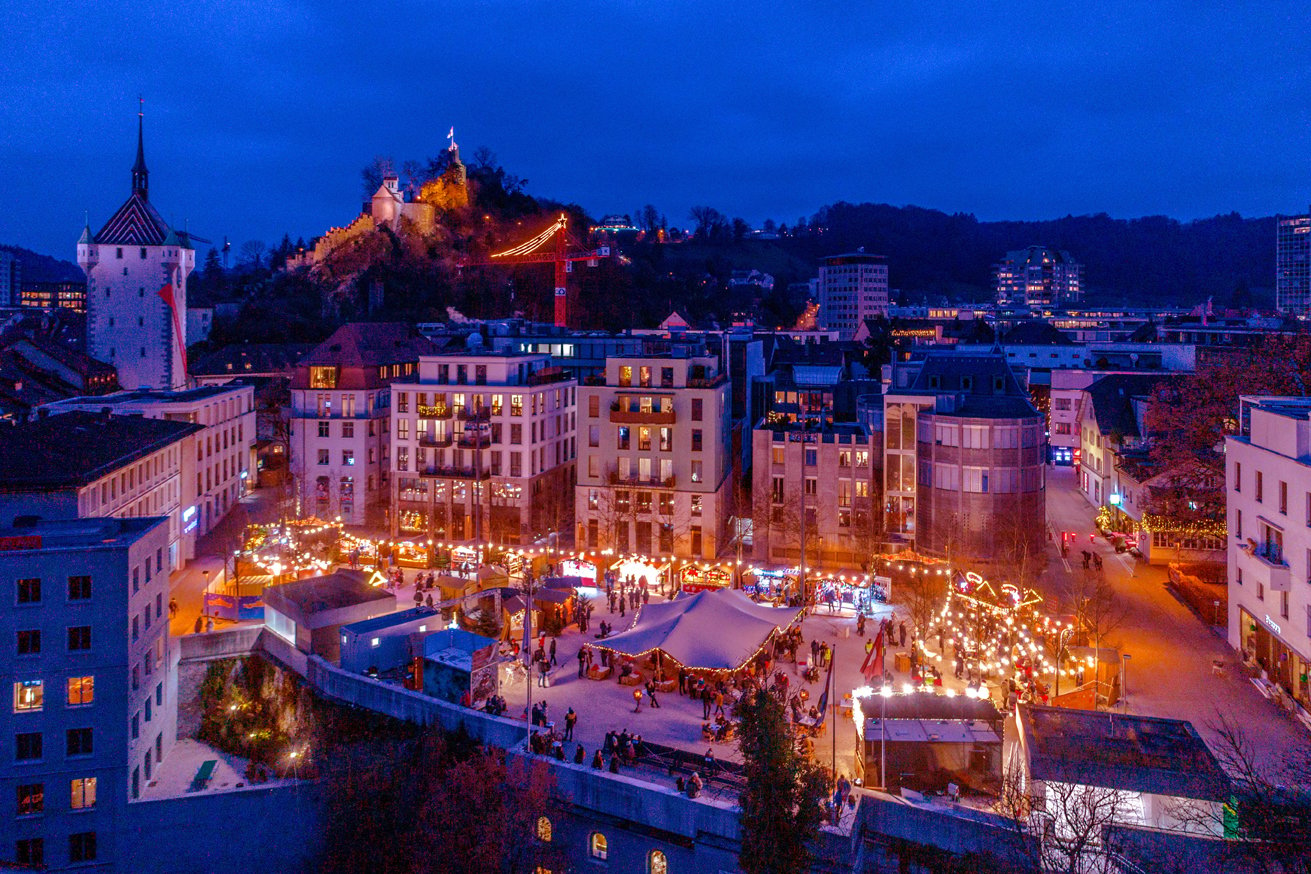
[189,759,218,792]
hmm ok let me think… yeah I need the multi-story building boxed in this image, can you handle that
[389,351,576,545]
[41,385,256,557]
[0,251,21,308]
[0,515,175,871]
[19,282,87,314]
[1276,209,1311,315]
[994,246,1083,308]
[0,411,200,571]
[576,353,732,559]
[77,110,195,391]
[751,417,881,569]
[816,252,889,339]
[290,323,438,526]
[1225,396,1311,716]
[883,351,1046,560]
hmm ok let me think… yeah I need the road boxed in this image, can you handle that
[1043,465,1310,773]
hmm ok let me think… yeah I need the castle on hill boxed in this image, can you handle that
[287,130,469,271]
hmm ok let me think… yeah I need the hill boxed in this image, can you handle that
[0,245,84,284]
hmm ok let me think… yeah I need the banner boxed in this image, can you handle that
[203,593,264,621]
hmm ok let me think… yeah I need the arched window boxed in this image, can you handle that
[535,816,552,842]
[589,832,608,860]
[648,849,668,874]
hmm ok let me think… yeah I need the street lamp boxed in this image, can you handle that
[879,683,892,790]
[202,570,211,620]
[1121,653,1132,713]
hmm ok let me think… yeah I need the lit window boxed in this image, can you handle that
[13,680,43,713]
[536,816,553,842]
[589,832,608,859]
[67,676,94,706]
[70,777,97,810]
[648,849,668,874]
[371,637,380,648]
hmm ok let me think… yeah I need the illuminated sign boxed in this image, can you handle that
[1264,614,1282,636]
[182,506,198,534]
[1108,493,1122,506]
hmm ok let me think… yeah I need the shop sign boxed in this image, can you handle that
[1263,614,1282,636]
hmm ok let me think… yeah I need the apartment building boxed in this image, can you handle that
[1225,396,1311,717]
[290,324,438,526]
[1275,209,1311,315]
[0,412,200,571]
[42,384,255,559]
[994,246,1083,308]
[0,515,174,871]
[389,351,576,545]
[751,418,881,569]
[576,354,732,559]
[816,252,890,340]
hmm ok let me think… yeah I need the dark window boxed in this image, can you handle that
[16,783,43,815]
[69,832,97,863]
[68,575,91,601]
[15,838,43,866]
[16,578,40,604]
[691,430,703,452]
[15,732,42,761]
[67,626,91,652]
[691,399,703,421]
[66,728,93,757]
[16,630,40,655]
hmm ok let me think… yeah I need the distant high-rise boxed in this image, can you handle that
[1276,209,1311,315]
[0,251,20,307]
[816,251,889,339]
[77,105,195,390]
[994,246,1083,308]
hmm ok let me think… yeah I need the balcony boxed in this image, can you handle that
[418,433,453,448]
[608,471,676,488]
[458,407,492,422]
[1238,541,1291,591]
[686,373,727,389]
[418,466,491,481]
[609,402,676,425]
[526,366,571,387]
[417,404,451,420]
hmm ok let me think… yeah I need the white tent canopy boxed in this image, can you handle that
[598,589,802,670]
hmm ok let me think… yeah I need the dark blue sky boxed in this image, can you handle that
[2,1,1308,259]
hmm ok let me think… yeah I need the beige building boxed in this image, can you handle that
[390,351,576,545]
[576,354,731,559]
[751,419,881,569]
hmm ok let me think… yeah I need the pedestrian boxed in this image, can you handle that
[633,687,643,712]
[537,658,549,688]
[591,750,604,769]
[647,682,660,709]
[642,587,650,605]
[609,755,621,774]
[608,591,616,612]
[856,613,866,637]
[702,687,713,720]
[574,744,585,764]
[168,597,178,619]
[619,594,626,618]
[578,647,588,679]
[678,667,688,695]
[424,593,434,608]
[714,690,725,717]
[206,617,214,633]
[565,707,577,740]
[549,637,558,666]
[898,621,907,648]
[193,616,203,634]
[413,589,423,607]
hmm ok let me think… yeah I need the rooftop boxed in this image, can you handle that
[0,411,202,490]
[262,569,394,620]
[341,605,441,636]
[190,343,313,377]
[48,384,249,409]
[0,515,164,549]
[1084,373,1179,437]
[298,323,440,370]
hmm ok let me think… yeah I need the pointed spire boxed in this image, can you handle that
[132,96,149,199]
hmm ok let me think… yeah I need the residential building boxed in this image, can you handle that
[576,353,732,559]
[41,384,256,557]
[1276,209,1311,315]
[19,282,87,314]
[884,351,1046,560]
[290,323,438,526]
[189,343,313,386]
[77,110,196,390]
[994,246,1083,308]
[817,252,889,339]
[751,417,881,569]
[0,412,200,570]
[389,351,576,545]
[0,251,20,308]
[0,515,175,871]
[1225,396,1311,715]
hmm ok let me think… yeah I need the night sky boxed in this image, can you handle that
[2,1,1308,259]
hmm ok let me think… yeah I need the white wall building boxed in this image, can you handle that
[576,354,732,559]
[78,111,195,391]
[389,351,577,545]
[1226,396,1311,718]
[0,515,176,870]
[816,252,889,340]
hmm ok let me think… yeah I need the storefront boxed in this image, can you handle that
[1240,607,1310,712]
[679,565,732,594]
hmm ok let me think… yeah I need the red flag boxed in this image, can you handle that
[861,629,885,682]
[157,283,188,383]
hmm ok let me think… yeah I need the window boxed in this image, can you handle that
[70,777,96,810]
[648,849,668,874]
[1280,481,1288,515]
[691,399,703,421]
[1281,590,1290,621]
[396,392,409,414]
[66,728,93,757]
[589,425,600,447]
[342,450,355,466]
[772,477,785,504]
[511,395,524,416]
[16,783,43,816]
[536,816,553,842]
[588,395,600,417]
[341,421,354,439]
[16,731,42,761]
[589,832,608,860]
[1256,471,1264,503]
[805,448,817,466]
[69,832,96,863]
[617,427,629,450]
[318,420,330,438]
[17,630,40,655]
[67,677,94,707]
[804,477,817,496]
[13,681,43,712]
[691,430,702,452]
[16,577,40,604]
[317,448,330,465]
[691,461,703,483]
[68,575,91,600]
[619,366,632,387]
[15,838,42,867]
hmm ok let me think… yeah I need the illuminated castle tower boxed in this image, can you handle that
[420,127,470,212]
[78,103,195,389]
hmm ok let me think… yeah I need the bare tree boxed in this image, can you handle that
[995,763,1135,874]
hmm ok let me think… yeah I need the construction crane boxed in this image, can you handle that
[461,214,609,327]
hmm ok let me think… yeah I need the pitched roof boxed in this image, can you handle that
[298,323,440,369]
[0,411,202,491]
[191,343,313,377]
[94,193,174,247]
[1084,373,1178,437]
[1001,321,1076,346]
[908,351,1040,419]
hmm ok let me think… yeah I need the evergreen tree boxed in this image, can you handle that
[734,688,828,874]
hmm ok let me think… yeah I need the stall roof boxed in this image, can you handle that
[597,588,801,670]
[869,719,1000,745]
[262,570,393,627]
[341,606,440,637]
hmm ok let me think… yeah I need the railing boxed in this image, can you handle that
[416,404,451,419]
[418,433,453,447]
[526,367,571,387]
[610,406,676,425]
[608,471,676,488]
[458,407,491,422]
[418,465,491,480]
[687,374,727,388]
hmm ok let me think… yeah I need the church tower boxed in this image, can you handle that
[78,102,195,390]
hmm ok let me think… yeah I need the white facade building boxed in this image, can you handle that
[78,111,195,391]
[389,351,577,545]
[1226,396,1311,718]
[817,252,889,340]
[0,515,176,870]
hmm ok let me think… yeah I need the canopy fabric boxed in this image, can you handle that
[598,589,801,670]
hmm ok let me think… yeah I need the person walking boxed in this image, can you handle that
[577,647,588,679]
[702,687,713,720]
[678,667,688,695]
[564,707,577,741]
[608,590,616,612]
[549,638,558,667]
[856,613,866,637]
[898,621,907,648]
[168,597,178,620]
[537,656,549,688]
[646,681,660,709]
[619,594,626,618]
[713,689,725,717]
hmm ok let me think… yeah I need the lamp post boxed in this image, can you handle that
[1121,653,1132,713]
[878,683,892,790]
[202,570,211,620]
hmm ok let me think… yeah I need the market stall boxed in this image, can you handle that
[560,558,599,585]
[813,574,890,615]
[609,556,671,595]
[679,564,732,594]
[744,568,799,602]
